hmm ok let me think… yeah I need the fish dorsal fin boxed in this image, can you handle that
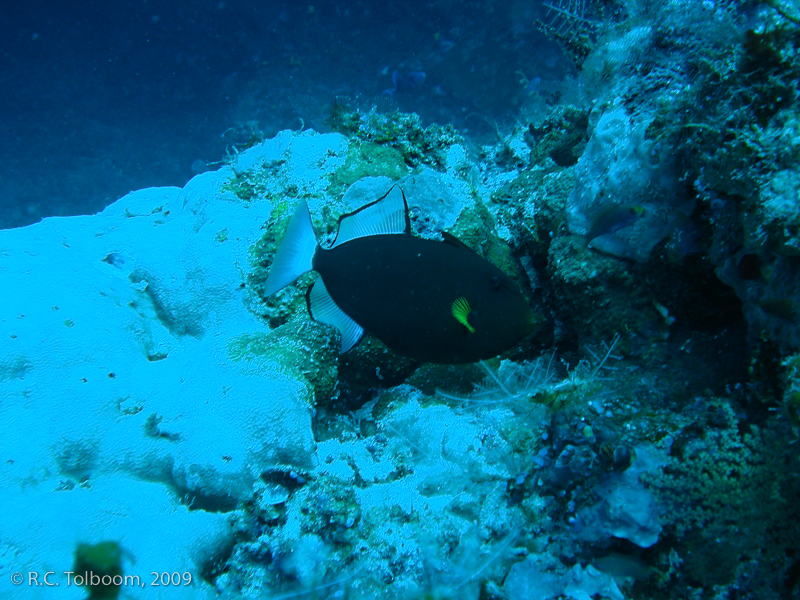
[308,276,364,353]
[332,185,410,248]
[441,231,477,253]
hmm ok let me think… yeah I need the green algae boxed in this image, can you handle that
[328,142,408,197]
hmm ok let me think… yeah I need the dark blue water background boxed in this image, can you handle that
[0,0,565,229]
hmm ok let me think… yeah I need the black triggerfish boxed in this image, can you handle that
[264,187,536,364]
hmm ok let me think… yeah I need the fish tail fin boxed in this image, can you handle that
[563,234,589,253]
[264,200,318,296]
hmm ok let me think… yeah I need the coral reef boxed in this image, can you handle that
[3,1,800,597]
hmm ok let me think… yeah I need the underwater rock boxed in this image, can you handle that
[0,131,356,596]
[566,102,693,263]
[504,555,624,600]
[574,443,666,548]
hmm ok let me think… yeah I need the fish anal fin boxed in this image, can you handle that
[308,277,364,352]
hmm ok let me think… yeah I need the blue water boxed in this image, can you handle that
[0,0,562,229]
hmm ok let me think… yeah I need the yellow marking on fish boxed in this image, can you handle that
[451,296,475,333]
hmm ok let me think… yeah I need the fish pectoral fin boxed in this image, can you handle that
[308,277,364,352]
[451,296,475,333]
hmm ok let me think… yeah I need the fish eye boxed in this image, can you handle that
[489,275,502,290]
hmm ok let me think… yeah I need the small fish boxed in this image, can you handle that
[570,204,645,250]
[383,70,426,97]
[585,204,645,243]
[524,76,542,95]
[264,187,536,364]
